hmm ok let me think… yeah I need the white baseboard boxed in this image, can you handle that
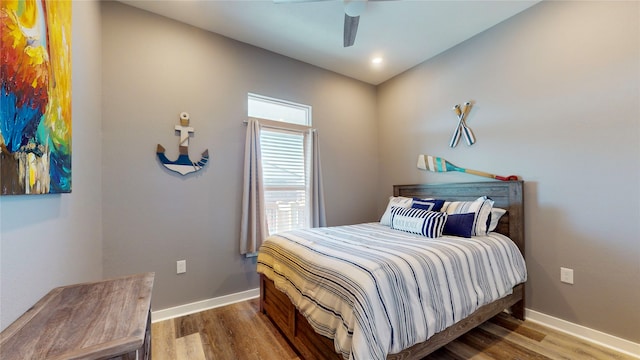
[525,309,640,359]
[151,288,260,323]
[151,290,639,359]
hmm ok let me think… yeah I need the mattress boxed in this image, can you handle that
[257,222,527,360]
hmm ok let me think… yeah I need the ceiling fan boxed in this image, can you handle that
[274,0,375,47]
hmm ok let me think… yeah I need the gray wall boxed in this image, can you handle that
[0,1,103,329]
[377,1,639,342]
[100,2,378,311]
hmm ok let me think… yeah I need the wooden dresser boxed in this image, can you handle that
[0,273,154,360]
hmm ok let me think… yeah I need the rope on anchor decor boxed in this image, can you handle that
[156,112,209,175]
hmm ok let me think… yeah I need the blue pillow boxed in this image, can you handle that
[441,196,494,236]
[411,198,445,212]
[443,212,476,238]
[390,206,447,238]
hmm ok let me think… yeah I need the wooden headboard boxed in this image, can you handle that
[394,181,524,257]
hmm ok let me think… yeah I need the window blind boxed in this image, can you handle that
[260,128,307,235]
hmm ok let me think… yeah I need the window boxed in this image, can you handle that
[248,93,310,126]
[248,93,312,235]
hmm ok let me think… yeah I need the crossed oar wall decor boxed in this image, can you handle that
[450,101,476,147]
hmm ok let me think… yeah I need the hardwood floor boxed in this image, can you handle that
[152,299,634,360]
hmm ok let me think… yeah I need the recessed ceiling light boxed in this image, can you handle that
[371,57,383,65]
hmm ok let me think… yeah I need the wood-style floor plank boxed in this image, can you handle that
[521,320,634,360]
[175,333,207,360]
[151,299,636,360]
[456,327,551,360]
[151,316,177,360]
[488,313,546,341]
[175,312,202,338]
[428,340,495,360]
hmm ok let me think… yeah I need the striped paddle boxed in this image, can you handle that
[417,155,518,181]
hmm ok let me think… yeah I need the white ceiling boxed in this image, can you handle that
[118,0,540,85]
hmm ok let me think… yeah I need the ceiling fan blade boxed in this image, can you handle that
[343,14,359,47]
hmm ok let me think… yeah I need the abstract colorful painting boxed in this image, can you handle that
[1,0,72,195]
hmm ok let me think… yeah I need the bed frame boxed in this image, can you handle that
[260,181,525,360]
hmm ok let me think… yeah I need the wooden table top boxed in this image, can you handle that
[0,273,154,360]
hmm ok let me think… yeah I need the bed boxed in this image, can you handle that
[257,181,525,360]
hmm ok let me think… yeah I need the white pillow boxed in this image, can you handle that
[441,196,494,236]
[380,196,412,226]
[488,208,507,232]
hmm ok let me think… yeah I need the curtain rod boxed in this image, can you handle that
[243,117,312,132]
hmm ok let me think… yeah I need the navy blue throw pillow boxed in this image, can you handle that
[443,212,475,238]
[412,198,445,212]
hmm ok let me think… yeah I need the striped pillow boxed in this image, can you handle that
[390,206,448,238]
[441,196,494,236]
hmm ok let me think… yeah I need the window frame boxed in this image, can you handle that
[253,118,312,235]
[247,94,313,236]
[248,93,312,126]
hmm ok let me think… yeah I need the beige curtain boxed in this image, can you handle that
[240,118,268,255]
[307,129,326,227]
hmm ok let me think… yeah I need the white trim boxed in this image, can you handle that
[151,291,640,359]
[526,309,640,359]
[151,288,260,323]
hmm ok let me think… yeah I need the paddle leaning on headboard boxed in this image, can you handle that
[417,155,518,181]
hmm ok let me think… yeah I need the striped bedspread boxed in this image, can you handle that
[257,223,527,360]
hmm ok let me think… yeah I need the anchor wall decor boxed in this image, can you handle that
[156,112,209,175]
[449,101,476,148]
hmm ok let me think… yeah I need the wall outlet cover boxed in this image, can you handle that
[560,267,574,284]
[177,260,187,274]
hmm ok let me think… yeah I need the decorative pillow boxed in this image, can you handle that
[441,196,494,236]
[487,208,507,232]
[380,196,413,226]
[390,206,447,238]
[411,198,445,212]
[443,213,475,238]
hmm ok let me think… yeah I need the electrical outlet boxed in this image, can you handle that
[560,267,573,284]
[177,260,186,274]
